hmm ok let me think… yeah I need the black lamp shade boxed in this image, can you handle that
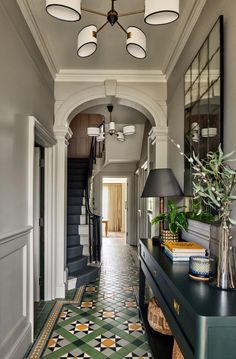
[141,168,183,198]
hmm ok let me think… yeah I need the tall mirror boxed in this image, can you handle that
[184,16,224,196]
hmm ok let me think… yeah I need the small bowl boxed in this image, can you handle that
[189,256,210,280]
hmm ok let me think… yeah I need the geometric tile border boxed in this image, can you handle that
[26,287,85,359]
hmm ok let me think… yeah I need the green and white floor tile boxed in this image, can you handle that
[37,239,152,358]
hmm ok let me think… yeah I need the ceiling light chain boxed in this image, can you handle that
[46,0,179,59]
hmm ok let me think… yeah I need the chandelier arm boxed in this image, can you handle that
[81,7,107,17]
[97,21,109,34]
[119,9,145,17]
[116,21,127,35]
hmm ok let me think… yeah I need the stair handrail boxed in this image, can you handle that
[85,136,102,263]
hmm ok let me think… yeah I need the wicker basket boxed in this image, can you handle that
[161,229,179,243]
[172,339,184,359]
[147,297,172,335]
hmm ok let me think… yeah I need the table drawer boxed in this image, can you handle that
[157,272,196,350]
[140,242,196,351]
[141,258,194,359]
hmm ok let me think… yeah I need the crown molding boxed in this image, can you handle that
[17,0,57,78]
[163,0,207,80]
[55,69,166,83]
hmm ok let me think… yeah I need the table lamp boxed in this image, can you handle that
[141,168,183,235]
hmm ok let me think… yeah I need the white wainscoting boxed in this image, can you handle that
[0,226,32,359]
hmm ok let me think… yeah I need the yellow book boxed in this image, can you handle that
[165,241,206,253]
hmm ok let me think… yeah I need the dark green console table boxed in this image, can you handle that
[139,238,236,359]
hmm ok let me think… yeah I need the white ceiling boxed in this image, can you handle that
[18,0,198,74]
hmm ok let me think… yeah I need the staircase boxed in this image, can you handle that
[67,158,99,290]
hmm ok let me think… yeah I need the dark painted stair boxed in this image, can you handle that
[67,158,99,289]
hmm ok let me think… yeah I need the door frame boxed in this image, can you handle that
[28,116,56,329]
[99,174,134,245]
[102,178,128,240]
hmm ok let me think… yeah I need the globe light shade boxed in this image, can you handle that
[126,27,146,59]
[46,0,81,22]
[87,127,100,137]
[77,25,97,58]
[97,132,106,142]
[123,125,136,136]
[108,122,116,135]
[117,132,125,142]
[144,0,179,25]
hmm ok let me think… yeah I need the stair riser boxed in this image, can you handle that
[67,206,82,215]
[68,197,84,205]
[67,189,84,197]
[68,182,85,189]
[67,245,83,259]
[68,256,88,274]
[67,225,79,235]
[68,175,87,182]
[68,169,88,175]
[67,235,80,246]
[67,205,86,215]
[68,163,88,169]
[67,214,86,225]
[76,269,98,288]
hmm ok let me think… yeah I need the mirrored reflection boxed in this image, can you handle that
[184,16,223,196]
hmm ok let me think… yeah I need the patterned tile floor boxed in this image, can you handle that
[41,237,152,358]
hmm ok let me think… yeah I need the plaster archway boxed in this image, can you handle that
[52,82,168,298]
[54,83,167,129]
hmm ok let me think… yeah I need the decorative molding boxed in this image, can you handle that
[34,118,56,147]
[54,84,167,128]
[0,226,32,244]
[16,0,57,78]
[155,126,169,143]
[182,219,210,249]
[104,80,117,96]
[55,69,166,83]
[54,126,73,142]
[164,0,207,79]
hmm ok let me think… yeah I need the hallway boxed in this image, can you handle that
[30,238,152,358]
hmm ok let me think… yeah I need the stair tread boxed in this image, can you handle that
[68,265,99,279]
[67,243,82,249]
[67,255,87,264]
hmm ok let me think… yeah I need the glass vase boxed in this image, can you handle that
[216,220,235,290]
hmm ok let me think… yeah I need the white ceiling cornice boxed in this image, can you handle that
[17,0,206,81]
[17,0,57,78]
[55,69,166,83]
[163,0,207,79]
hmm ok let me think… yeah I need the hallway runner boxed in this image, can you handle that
[30,239,152,358]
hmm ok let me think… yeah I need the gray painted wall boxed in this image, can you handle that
[0,1,54,357]
[0,0,54,234]
[167,0,236,219]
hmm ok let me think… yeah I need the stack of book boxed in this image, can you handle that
[164,241,206,262]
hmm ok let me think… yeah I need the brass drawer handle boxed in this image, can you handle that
[173,299,180,315]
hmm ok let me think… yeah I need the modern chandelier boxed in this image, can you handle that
[46,0,179,59]
[87,105,136,142]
